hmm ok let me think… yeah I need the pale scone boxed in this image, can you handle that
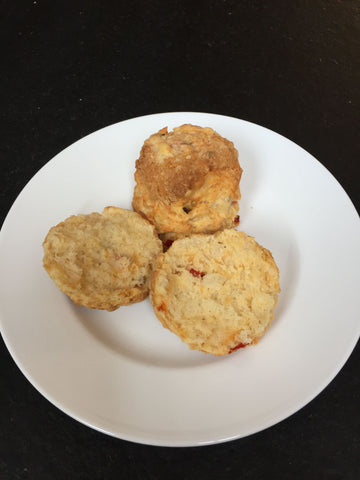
[43,207,162,311]
[150,229,280,355]
[132,124,242,236]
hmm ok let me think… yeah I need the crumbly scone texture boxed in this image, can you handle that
[150,229,280,355]
[43,206,162,311]
[132,124,242,235]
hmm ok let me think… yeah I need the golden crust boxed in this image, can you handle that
[132,124,242,234]
[42,207,162,311]
[150,229,280,355]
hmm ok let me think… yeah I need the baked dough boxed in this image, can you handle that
[43,206,162,311]
[150,229,280,355]
[132,124,242,235]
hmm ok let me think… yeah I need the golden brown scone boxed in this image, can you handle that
[43,207,162,311]
[132,124,242,235]
[150,229,280,355]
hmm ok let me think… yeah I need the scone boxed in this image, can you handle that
[150,229,280,355]
[43,207,162,311]
[132,124,242,235]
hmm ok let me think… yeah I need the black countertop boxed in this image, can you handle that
[1,1,359,479]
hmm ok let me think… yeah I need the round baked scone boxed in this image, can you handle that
[132,124,242,235]
[43,207,162,311]
[150,229,280,355]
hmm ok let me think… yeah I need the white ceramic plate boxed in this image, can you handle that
[0,112,359,447]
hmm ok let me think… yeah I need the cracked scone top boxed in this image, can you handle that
[132,124,242,235]
[42,207,162,311]
[150,229,280,355]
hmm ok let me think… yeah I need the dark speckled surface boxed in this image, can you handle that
[0,1,359,479]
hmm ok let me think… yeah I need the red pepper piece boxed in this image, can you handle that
[189,268,206,278]
[228,342,248,353]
